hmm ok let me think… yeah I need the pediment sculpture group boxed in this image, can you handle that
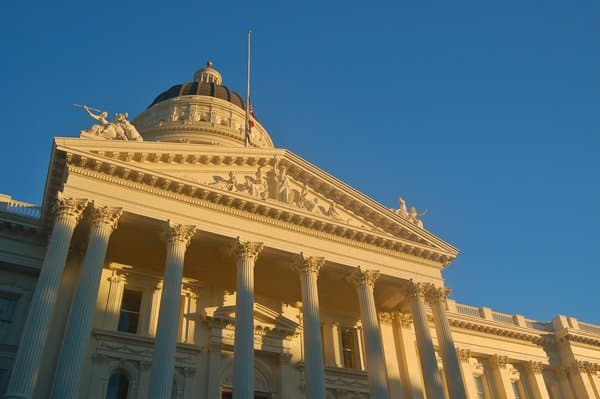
[393,197,426,228]
[79,105,144,142]
[208,162,344,221]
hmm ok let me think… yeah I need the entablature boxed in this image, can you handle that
[45,138,458,268]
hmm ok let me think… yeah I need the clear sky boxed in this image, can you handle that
[1,1,598,324]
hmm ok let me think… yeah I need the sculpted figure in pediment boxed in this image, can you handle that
[80,105,129,140]
[395,197,409,218]
[248,167,268,200]
[276,165,290,203]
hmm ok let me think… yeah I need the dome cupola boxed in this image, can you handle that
[132,61,273,148]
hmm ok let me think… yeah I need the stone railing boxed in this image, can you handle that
[451,301,599,335]
[0,194,41,219]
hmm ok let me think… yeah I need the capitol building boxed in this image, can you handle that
[0,61,599,399]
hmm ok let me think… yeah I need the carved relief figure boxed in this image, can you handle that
[248,167,268,199]
[277,165,290,203]
[325,201,342,220]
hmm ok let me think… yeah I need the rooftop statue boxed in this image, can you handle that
[394,197,426,228]
[79,105,143,141]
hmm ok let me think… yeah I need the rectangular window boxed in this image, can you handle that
[341,327,360,369]
[474,376,486,399]
[118,289,142,334]
[0,294,18,343]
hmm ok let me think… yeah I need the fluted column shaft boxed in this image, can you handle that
[233,240,263,399]
[351,268,389,399]
[3,196,87,399]
[427,286,467,399]
[50,205,122,399]
[408,280,445,399]
[148,224,196,399]
[526,362,551,399]
[295,255,326,399]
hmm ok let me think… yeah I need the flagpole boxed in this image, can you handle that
[244,29,252,147]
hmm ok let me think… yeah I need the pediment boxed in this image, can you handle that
[49,138,458,264]
[203,299,300,335]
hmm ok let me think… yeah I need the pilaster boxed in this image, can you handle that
[525,362,551,399]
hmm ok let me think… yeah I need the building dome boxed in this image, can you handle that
[133,61,273,148]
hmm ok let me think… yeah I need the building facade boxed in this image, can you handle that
[0,62,599,399]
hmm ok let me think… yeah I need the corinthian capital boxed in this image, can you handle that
[527,361,544,374]
[167,223,196,248]
[426,286,451,305]
[54,193,88,222]
[408,279,429,299]
[90,205,123,232]
[233,237,263,261]
[350,267,380,289]
[294,253,325,276]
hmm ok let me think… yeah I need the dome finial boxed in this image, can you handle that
[194,60,222,84]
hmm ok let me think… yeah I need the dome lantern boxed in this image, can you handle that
[193,61,223,85]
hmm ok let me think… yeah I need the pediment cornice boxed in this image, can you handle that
[47,138,458,265]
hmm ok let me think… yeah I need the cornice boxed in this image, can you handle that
[448,312,553,345]
[52,144,456,265]
[556,328,600,347]
[53,137,458,256]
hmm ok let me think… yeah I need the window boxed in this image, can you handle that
[105,372,129,399]
[340,327,360,369]
[473,376,486,399]
[0,294,18,343]
[118,290,142,334]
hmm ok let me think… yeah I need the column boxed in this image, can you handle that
[456,349,479,399]
[394,313,425,399]
[408,280,445,399]
[232,239,263,399]
[526,362,551,399]
[3,195,87,399]
[351,268,390,399]
[50,205,122,399]
[378,313,403,399]
[426,285,467,399]
[294,254,326,399]
[490,355,516,399]
[148,223,196,399]
[567,361,597,399]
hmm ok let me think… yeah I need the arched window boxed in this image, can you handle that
[106,372,129,399]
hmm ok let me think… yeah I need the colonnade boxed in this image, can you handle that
[3,195,469,399]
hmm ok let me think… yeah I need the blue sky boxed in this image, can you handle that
[1,1,598,324]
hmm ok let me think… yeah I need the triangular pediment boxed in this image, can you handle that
[203,299,300,334]
[48,138,458,264]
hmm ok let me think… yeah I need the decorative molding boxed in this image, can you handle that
[492,355,508,369]
[89,205,122,232]
[408,280,429,299]
[57,145,458,265]
[166,223,196,248]
[294,253,325,276]
[54,193,88,222]
[378,312,394,325]
[457,348,471,362]
[350,267,380,289]
[396,312,413,328]
[233,237,263,261]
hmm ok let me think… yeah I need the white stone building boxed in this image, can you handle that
[0,62,599,399]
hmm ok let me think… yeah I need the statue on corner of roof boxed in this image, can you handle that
[79,104,143,141]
